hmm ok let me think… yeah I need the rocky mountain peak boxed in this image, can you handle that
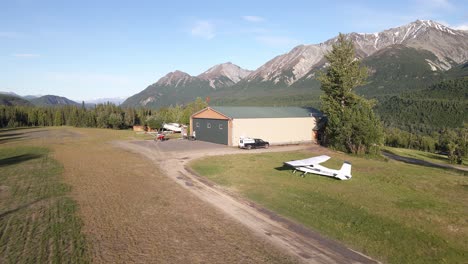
[246,44,330,85]
[198,62,252,82]
[394,20,468,68]
[198,62,252,88]
[171,70,191,78]
[412,20,460,34]
[245,19,468,86]
[156,70,194,86]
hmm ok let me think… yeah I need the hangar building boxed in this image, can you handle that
[190,106,323,146]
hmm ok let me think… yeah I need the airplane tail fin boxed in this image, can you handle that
[336,162,352,180]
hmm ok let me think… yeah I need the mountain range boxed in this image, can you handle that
[2,20,467,109]
[122,20,468,108]
[0,94,80,107]
[122,62,253,107]
[0,93,129,107]
[29,95,80,106]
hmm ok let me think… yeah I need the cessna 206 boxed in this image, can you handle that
[284,155,352,180]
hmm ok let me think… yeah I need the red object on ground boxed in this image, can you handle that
[156,134,165,141]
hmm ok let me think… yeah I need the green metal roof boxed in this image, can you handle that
[210,106,322,119]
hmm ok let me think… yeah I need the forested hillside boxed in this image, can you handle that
[446,61,468,79]
[0,94,33,106]
[357,45,446,96]
[30,95,80,106]
[375,78,467,134]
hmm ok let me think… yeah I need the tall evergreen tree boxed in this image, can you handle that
[318,33,384,155]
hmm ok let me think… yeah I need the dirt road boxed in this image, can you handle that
[117,139,377,264]
[382,151,468,173]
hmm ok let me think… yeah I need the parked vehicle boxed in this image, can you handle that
[239,137,269,149]
[154,133,166,141]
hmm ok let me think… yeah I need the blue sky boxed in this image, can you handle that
[1,0,467,101]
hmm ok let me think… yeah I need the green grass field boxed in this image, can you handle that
[0,145,89,263]
[383,146,468,167]
[190,150,468,264]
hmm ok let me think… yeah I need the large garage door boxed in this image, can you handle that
[193,118,228,145]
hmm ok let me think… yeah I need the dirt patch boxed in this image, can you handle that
[0,185,10,199]
[27,128,83,140]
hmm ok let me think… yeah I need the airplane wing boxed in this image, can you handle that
[284,155,330,167]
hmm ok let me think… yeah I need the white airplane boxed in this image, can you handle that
[162,123,182,132]
[284,155,352,180]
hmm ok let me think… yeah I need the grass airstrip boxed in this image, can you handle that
[0,128,151,263]
[191,150,468,263]
[0,142,89,263]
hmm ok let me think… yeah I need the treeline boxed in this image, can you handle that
[385,126,467,164]
[378,78,468,164]
[375,78,468,134]
[0,98,207,130]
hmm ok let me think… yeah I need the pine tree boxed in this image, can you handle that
[318,33,384,155]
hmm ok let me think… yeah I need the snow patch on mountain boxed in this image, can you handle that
[425,59,439,71]
[141,96,156,106]
[243,19,468,86]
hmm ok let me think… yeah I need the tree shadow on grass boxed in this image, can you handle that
[0,154,43,167]
[0,198,45,219]
[0,128,47,144]
[0,132,24,138]
[0,132,30,144]
[0,135,26,144]
[0,127,36,133]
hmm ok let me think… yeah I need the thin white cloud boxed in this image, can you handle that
[191,21,215,39]
[13,53,40,58]
[243,16,265,23]
[256,35,300,47]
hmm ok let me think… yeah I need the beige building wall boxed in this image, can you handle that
[231,117,317,146]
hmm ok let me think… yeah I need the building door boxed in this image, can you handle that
[193,118,228,145]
